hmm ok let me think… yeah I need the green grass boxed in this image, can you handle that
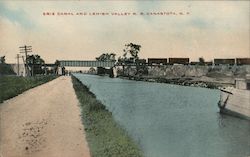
[0,75,57,103]
[72,76,143,157]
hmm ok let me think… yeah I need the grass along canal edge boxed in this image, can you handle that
[0,75,57,103]
[72,76,143,157]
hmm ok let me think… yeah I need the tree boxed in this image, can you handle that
[0,56,5,63]
[199,57,205,65]
[26,55,45,75]
[55,60,60,66]
[124,43,141,60]
[0,55,15,75]
[96,53,116,62]
[26,55,45,65]
[118,43,141,64]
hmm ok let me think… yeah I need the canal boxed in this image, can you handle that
[74,74,250,157]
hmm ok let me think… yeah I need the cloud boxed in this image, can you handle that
[0,2,35,29]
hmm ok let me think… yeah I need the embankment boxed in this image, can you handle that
[72,76,143,157]
[119,65,250,88]
[0,75,57,103]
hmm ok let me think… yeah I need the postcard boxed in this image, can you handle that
[0,1,250,157]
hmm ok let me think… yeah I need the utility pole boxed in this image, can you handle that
[15,54,22,76]
[21,56,26,76]
[19,45,32,76]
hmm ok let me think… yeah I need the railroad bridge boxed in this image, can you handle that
[58,60,117,76]
[59,60,116,67]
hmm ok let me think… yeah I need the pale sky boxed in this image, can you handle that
[0,1,249,63]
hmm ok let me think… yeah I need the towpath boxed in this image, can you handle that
[0,76,91,157]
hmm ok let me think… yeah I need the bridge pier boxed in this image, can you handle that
[97,67,116,78]
[113,67,118,78]
[58,66,65,75]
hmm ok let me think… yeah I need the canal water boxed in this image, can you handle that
[74,74,250,157]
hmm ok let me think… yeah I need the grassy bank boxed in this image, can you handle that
[0,75,57,103]
[72,76,143,157]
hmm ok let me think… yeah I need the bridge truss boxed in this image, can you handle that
[59,60,116,67]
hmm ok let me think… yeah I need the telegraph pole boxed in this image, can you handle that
[21,56,26,76]
[19,45,32,76]
[15,54,22,76]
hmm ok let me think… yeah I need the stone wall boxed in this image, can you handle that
[147,65,250,78]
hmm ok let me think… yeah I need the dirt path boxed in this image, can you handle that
[0,76,91,157]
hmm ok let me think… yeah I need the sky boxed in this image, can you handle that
[0,1,249,63]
